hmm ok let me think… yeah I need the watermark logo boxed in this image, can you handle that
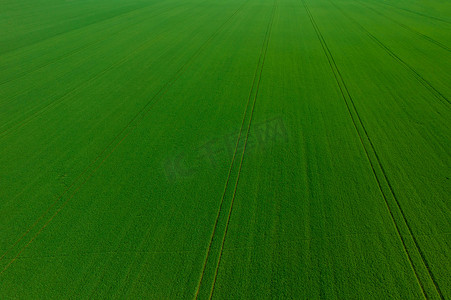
[163,116,288,182]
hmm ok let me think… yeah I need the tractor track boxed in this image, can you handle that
[302,1,444,299]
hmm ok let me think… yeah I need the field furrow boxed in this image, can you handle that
[195,1,278,298]
[0,0,449,298]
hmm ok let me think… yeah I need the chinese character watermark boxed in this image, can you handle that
[163,116,288,182]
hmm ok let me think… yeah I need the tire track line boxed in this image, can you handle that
[95,0,252,293]
[302,1,444,299]
[370,0,451,26]
[194,1,277,298]
[209,3,277,298]
[0,1,249,276]
[329,0,450,107]
[355,0,450,52]
[193,23,260,300]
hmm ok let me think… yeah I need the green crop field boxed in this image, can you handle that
[0,0,449,298]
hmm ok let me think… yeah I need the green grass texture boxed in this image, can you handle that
[0,0,450,298]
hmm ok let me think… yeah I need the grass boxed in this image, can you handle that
[0,0,449,298]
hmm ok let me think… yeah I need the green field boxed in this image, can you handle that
[0,0,450,298]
